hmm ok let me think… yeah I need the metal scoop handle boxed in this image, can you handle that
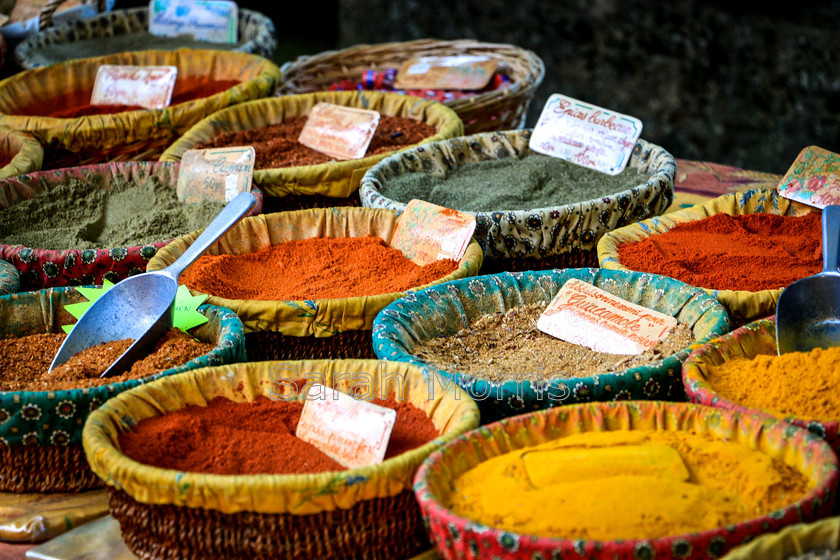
[823,205,840,272]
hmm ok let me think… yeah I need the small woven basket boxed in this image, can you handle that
[278,38,545,135]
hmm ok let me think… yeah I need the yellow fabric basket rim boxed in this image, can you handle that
[0,127,43,178]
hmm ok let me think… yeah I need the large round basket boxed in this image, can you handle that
[373,268,729,423]
[83,359,480,560]
[414,400,838,560]
[277,38,545,135]
[361,129,675,273]
[0,287,246,492]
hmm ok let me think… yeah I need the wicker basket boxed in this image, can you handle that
[373,269,730,423]
[82,360,480,560]
[147,207,484,361]
[278,38,545,135]
[14,6,277,69]
[414,401,839,560]
[0,126,42,180]
[0,161,264,291]
[360,129,675,271]
[0,48,280,169]
[0,287,246,492]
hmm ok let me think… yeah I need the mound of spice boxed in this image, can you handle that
[617,212,822,291]
[378,152,650,212]
[0,174,225,250]
[705,346,840,422]
[414,302,694,381]
[0,329,214,391]
[192,115,436,169]
[118,394,439,475]
[180,236,458,300]
[448,429,809,540]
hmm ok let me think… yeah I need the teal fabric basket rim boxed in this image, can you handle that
[372,268,730,414]
[0,286,247,446]
[0,259,19,295]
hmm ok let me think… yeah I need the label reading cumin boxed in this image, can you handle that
[537,279,676,355]
[176,146,254,204]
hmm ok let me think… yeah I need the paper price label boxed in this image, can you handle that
[778,146,840,209]
[529,93,642,175]
[90,65,177,110]
[394,55,498,90]
[176,146,254,204]
[149,0,238,44]
[390,200,476,266]
[537,279,676,355]
[296,384,396,469]
[298,103,380,161]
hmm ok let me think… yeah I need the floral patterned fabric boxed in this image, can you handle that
[360,129,676,260]
[372,268,730,423]
[0,259,18,295]
[413,401,839,560]
[0,286,247,447]
[0,162,263,291]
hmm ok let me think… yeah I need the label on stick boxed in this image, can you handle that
[298,102,380,161]
[176,146,254,204]
[149,0,238,44]
[296,384,396,469]
[537,278,677,355]
[777,146,840,209]
[394,55,498,90]
[90,65,178,110]
[529,93,642,175]
[390,199,476,266]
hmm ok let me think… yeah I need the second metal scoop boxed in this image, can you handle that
[776,205,840,354]
[49,191,256,377]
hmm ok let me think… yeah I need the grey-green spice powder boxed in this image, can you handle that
[0,174,225,250]
[379,152,650,212]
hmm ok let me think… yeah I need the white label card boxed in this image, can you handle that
[90,65,177,110]
[176,146,254,204]
[296,385,396,469]
[529,93,643,175]
[390,200,476,266]
[298,103,381,161]
[148,0,238,44]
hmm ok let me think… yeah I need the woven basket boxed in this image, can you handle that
[360,129,675,270]
[147,207,484,361]
[0,48,280,169]
[0,161,264,291]
[278,38,545,135]
[159,90,464,209]
[83,360,480,560]
[0,127,42,180]
[373,269,730,423]
[14,6,277,69]
[414,401,839,560]
[0,287,247,492]
[597,188,816,326]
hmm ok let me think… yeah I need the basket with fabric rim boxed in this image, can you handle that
[0,127,42,180]
[0,287,247,492]
[277,38,545,135]
[360,129,675,273]
[14,6,277,69]
[82,359,480,560]
[0,161,264,292]
[413,400,839,560]
[0,48,280,169]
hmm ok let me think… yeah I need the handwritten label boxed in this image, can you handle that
[296,384,396,469]
[148,0,238,44]
[778,146,840,209]
[90,65,177,110]
[298,103,380,161]
[537,279,677,355]
[390,199,476,266]
[176,146,254,204]
[529,93,643,175]
[394,55,498,90]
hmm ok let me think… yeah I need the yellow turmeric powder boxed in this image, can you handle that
[705,346,840,422]
[448,430,810,540]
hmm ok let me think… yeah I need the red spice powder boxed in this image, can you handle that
[180,236,459,300]
[117,395,440,475]
[617,211,822,291]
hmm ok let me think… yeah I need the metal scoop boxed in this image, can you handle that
[776,205,840,354]
[49,191,256,378]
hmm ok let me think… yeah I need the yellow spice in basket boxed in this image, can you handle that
[448,430,809,540]
[705,347,840,422]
